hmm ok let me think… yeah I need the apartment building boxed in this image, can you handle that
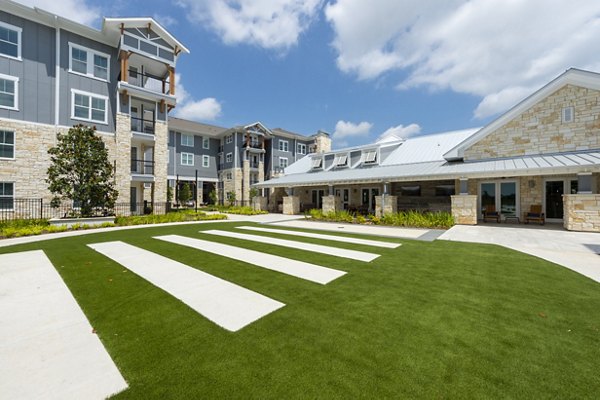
[167,118,331,206]
[0,1,188,215]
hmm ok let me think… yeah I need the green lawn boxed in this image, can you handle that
[2,221,600,399]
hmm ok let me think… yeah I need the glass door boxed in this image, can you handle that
[312,189,324,209]
[545,181,564,219]
[480,183,496,213]
[500,182,517,217]
[335,188,350,210]
[480,181,518,220]
[130,187,137,212]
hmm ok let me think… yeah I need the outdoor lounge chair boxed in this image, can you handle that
[524,205,545,225]
[482,205,500,223]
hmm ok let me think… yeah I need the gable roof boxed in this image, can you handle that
[103,18,190,55]
[444,68,600,160]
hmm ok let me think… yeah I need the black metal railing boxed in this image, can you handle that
[127,69,170,94]
[250,162,260,168]
[218,145,224,153]
[131,116,155,135]
[130,159,155,175]
[244,142,262,149]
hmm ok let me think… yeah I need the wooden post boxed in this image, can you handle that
[119,50,130,82]
[169,67,175,96]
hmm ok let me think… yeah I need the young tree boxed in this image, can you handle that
[208,189,218,205]
[166,185,173,203]
[178,183,192,206]
[226,190,236,205]
[47,125,118,217]
[249,187,259,201]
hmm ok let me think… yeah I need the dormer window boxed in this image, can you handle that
[363,150,377,164]
[311,157,322,169]
[333,154,348,167]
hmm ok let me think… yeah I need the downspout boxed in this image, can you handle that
[54,17,60,128]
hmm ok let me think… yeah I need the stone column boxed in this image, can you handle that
[283,196,300,215]
[563,194,600,232]
[375,195,398,217]
[153,120,168,203]
[258,160,265,182]
[322,195,341,213]
[242,159,250,203]
[252,195,268,211]
[114,113,132,206]
[451,195,477,225]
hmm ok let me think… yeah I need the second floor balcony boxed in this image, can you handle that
[131,116,155,135]
[131,159,155,176]
[127,69,171,95]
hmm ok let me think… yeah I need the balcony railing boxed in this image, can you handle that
[130,159,155,175]
[131,117,155,135]
[127,69,170,95]
[244,142,263,149]
[250,162,260,168]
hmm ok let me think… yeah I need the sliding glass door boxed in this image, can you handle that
[480,181,518,219]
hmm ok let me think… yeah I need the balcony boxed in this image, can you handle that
[131,117,155,135]
[244,141,265,152]
[131,159,155,176]
[127,69,170,95]
[250,161,260,169]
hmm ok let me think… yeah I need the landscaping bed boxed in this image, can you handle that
[306,209,454,229]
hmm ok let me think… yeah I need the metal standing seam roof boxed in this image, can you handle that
[254,151,600,188]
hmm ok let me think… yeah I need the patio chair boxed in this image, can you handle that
[524,204,545,225]
[482,205,500,223]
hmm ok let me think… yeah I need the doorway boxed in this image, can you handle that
[130,186,137,212]
[335,188,350,210]
[312,189,325,209]
[544,179,578,221]
[479,181,518,220]
[361,188,379,212]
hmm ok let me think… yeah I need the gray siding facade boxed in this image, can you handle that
[168,130,219,180]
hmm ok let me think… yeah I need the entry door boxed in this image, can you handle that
[130,187,137,212]
[480,181,518,219]
[544,180,578,221]
[335,188,350,210]
[312,189,324,208]
[361,188,379,212]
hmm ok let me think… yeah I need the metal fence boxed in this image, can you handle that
[0,199,174,221]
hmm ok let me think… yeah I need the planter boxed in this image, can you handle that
[49,216,115,228]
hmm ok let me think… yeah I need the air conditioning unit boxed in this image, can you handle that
[143,182,152,189]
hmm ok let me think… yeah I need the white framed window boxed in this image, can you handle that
[279,157,288,168]
[181,152,194,166]
[0,182,14,210]
[311,157,322,169]
[68,43,110,82]
[297,143,306,155]
[0,130,15,159]
[226,172,232,180]
[181,133,194,147]
[225,135,233,144]
[202,137,210,149]
[0,21,21,60]
[202,155,209,168]
[71,90,108,124]
[0,74,18,110]
[363,150,377,164]
[562,106,574,123]
[278,140,289,152]
[226,152,232,163]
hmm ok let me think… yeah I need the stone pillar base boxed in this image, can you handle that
[322,195,341,213]
[451,195,477,225]
[563,194,600,232]
[375,195,398,217]
[252,196,268,212]
[283,196,300,215]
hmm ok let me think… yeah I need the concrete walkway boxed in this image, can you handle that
[439,225,600,283]
[202,229,380,262]
[0,250,128,399]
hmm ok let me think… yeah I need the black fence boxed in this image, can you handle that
[0,199,174,221]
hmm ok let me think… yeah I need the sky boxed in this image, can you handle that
[16,0,600,148]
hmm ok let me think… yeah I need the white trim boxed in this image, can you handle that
[202,155,209,168]
[278,139,289,152]
[226,152,233,163]
[181,152,194,166]
[0,73,19,111]
[68,42,111,83]
[297,143,306,155]
[168,175,218,182]
[180,133,194,147]
[202,137,209,149]
[0,21,22,61]
[478,180,519,221]
[445,68,600,160]
[279,157,288,168]
[70,89,109,125]
[0,129,15,160]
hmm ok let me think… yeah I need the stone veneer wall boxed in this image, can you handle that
[220,168,242,204]
[374,195,397,217]
[464,85,600,161]
[114,113,132,205]
[322,195,341,213]
[451,195,477,225]
[314,135,332,153]
[282,196,300,215]
[153,120,168,203]
[242,159,250,202]
[563,194,600,232]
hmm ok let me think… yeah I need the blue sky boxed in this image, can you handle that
[18,0,600,148]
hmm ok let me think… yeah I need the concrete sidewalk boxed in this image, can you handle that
[439,225,600,283]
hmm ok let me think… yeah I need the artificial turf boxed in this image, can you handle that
[2,221,600,399]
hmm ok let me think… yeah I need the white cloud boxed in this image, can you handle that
[333,120,372,139]
[173,74,223,121]
[153,14,177,28]
[177,0,323,50]
[378,123,421,141]
[15,0,100,25]
[325,0,600,118]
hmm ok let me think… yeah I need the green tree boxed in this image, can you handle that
[46,125,118,217]
[226,190,237,205]
[249,187,259,201]
[208,189,218,205]
[166,185,173,203]
[178,183,192,205]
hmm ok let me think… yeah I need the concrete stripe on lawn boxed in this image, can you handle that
[0,250,128,400]
[87,241,284,332]
[237,226,401,249]
[155,235,346,284]
[201,230,381,262]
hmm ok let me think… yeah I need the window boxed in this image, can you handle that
[0,74,18,110]
[400,185,421,196]
[202,155,209,168]
[226,172,232,180]
[225,135,233,144]
[0,182,14,210]
[297,143,306,155]
[435,185,455,196]
[71,90,107,124]
[333,154,348,167]
[181,133,194,147]
[69,43,110,81]
[0,21,21,60]
[0,130,14,158]
[562,106,574,123]
[279,157,288,168]
[226,152,232,163]
[311,157,322,169]
[363,150,377,164]
[181,152,194,166]
[202,137,210,149]
[278,140,289,152]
